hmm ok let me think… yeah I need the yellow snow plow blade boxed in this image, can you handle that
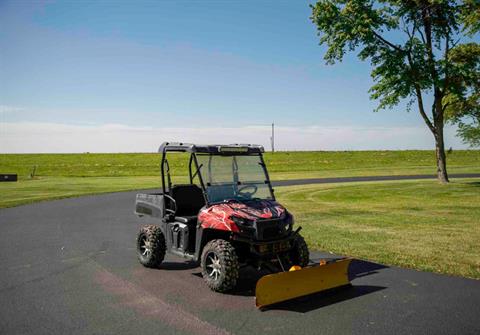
[255,258,352,308]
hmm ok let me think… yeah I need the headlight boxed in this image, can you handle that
[283,211,294,231]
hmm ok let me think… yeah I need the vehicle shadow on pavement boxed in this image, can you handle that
[309,257,389,281]
[191,266,268,297]
[267,284,386,313]
[192,258,388,313]
[347,258,389,281]
[262,259,388,313]
[159,261,199,270]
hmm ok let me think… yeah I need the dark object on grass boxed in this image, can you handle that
[0,174,17,182]
[30,165,37,179]
[134,142,352,308]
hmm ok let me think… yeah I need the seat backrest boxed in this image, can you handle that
[170,184,205,216]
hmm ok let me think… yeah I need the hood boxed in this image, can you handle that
[198,199,286,232]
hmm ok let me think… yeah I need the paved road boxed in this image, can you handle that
[1,191,479,335]
[271,173,480,187]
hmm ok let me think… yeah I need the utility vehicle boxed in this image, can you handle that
[134,142,351,308]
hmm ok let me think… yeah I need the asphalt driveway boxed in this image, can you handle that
[0,189,479,334]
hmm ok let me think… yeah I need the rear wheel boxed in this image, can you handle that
[201,239,239,292]
[289,234,309,267]
[137,225,166,268]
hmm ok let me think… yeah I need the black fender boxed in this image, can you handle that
[194,226,233,262]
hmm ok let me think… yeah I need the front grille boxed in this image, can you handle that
[255,218,285,240]
[262,226,282,240]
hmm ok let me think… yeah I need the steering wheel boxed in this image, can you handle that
[237,184,258,198]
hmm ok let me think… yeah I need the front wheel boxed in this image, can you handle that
[289,234,309,267]
[201,239,239,292]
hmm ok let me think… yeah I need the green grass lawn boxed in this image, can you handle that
[0,176,160,208]
[1,150,479,180]
[275,179,480,279]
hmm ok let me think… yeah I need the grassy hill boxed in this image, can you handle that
[1,150,479,180]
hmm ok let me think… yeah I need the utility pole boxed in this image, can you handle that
[270,122,275,153]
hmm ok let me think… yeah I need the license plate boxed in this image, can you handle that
[272,241,289,252]
[257,241,290,254]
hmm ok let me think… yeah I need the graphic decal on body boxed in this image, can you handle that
[198,200,286,232]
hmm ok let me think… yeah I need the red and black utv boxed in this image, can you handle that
[134,142,350,308]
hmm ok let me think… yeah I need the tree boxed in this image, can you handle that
[310,0,480,183]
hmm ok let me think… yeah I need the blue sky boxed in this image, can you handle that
[0,0,471,152]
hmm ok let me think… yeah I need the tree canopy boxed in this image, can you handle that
[310,0,480,181]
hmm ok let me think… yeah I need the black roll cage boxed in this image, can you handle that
[158,142,275,205]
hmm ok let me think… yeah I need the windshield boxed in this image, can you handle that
[195,154,274,203]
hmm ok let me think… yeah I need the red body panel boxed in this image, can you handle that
[198,200,286,232]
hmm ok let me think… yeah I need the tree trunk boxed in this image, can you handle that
[433,100,449,184]
[420,5,449,183]
[413,87,449,183]
[434,130,449,183]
